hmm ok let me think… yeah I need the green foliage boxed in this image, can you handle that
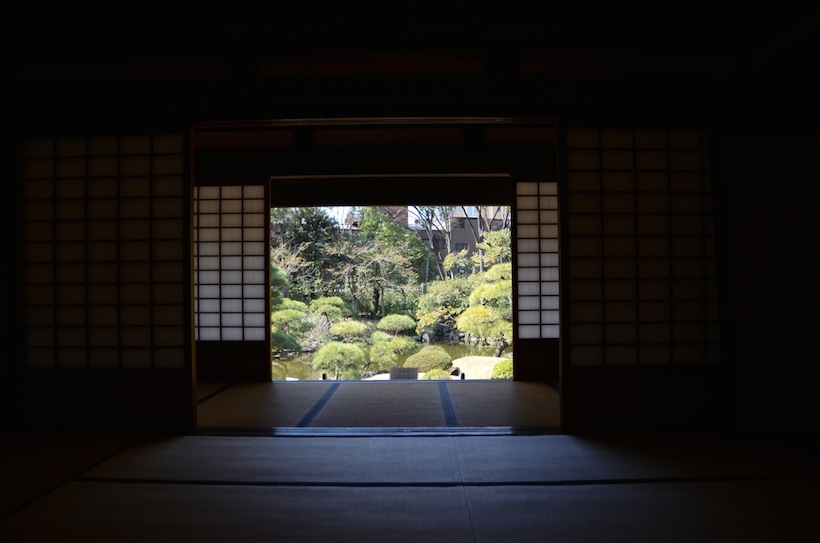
[270,308,306,324]
[404,345,453,373]
[443,249,472,276]
[469,279,513,309]
[309,296,346,312]
[311,341,366,380]
[415,277,472,334]
[474,228,511,267]
[311,304,344,323]
[271,207,339,255]
[376,314,416,335]
[367,340,397,370]
[417,277,472,312]
[270,207,343,299]
[330,319,370,341]
[380,287,418,317]
[271,330,301,353]
[269,206,514,368]
[454,261,513,352]
[358,207,427,274]
[327,211,420,319]
[270,262,289,307]
[275,298,309,312]
[491,359,514,379]
[367,334,419,372]
[371,330,391,343]
[455,305,512,344]
[480,261,513,282]
[422,369,452,380]
[271,308,313,337]
[388,336,419,355]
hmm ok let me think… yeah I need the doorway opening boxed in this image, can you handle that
[270,202,514,382]
[195,174,561,432]
[192,119,562,432]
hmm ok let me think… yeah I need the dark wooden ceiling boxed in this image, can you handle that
[11,3,819,131]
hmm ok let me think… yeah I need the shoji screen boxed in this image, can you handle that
[515,181,560,339]
[193,185,268,342]
[565,128,720,367]
[22,135,188,369]
[193,184,270,381]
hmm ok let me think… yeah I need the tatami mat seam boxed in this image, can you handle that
[0,433,148,522]
[197,383,236,405]
[438,382,458,427]
[73,473,820,488]
[296,382,340,427]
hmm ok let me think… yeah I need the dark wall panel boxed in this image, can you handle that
[713,132,820,437]
[562,366,726,433]
[19,370,194,433]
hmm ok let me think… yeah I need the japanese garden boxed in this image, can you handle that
[269,205,514,380]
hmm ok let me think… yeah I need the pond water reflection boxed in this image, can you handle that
[272,342,505,381]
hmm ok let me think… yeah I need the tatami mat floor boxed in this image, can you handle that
[196,380,561,434]
[3,382,819,541]
[2,430,819,542]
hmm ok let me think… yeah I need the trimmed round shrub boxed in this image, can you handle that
[330,319,369,340]
[274,298,309,312]
[422,369,452,380]
[388,336,419,355]
[367,341,396,371]
[377,314,417,335]
[403,345,452,373]
[311,341,365,380]
[491,359,514,380]
[271,308,309,330]
[309,296,346,312]
[312,304,344,322]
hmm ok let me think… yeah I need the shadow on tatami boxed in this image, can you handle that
[2,380,819,542]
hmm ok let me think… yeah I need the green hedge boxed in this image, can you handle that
[422,369,452,380]
[403,345,452,373]
[491,359,513,379]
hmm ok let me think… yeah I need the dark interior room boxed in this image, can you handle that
[3,3,819,541]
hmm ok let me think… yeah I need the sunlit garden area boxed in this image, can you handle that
[270,205,514,380]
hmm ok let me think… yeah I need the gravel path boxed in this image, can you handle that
[449,355,507,379]
[363,355,509,380]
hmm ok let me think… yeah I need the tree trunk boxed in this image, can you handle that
[423,249,430,293]
[372,287,381,319]
[493,339,510,358]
